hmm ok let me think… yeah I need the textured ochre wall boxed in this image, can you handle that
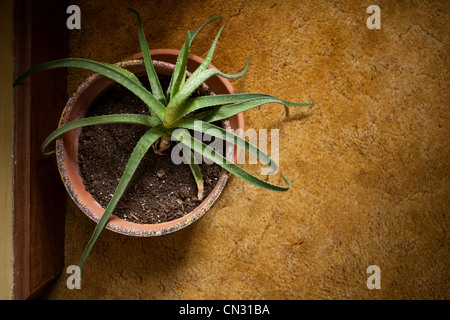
[42,0,448,299]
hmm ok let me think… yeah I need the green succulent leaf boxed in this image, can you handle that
[79,125,166,278]
[128,8,167,106]
[180,144,204,199]
[201,99,313,122]
[168,31,193,100]
[165,56,252,126]
[167,15,222,100]
[185,55,251,92]
[189,15,222,44]
[13,58,166,121]
[189,24,225,78]
[180,93,278,116]
[176,118,278,174]
[184,94,314,122]
[172,129,290,192]
[41,114,158,156]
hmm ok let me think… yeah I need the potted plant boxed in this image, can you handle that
[13,9,314,279]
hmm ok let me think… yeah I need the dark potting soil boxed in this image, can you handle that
[78,75,224,224]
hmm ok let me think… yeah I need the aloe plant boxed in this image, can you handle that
[13,9,314,278]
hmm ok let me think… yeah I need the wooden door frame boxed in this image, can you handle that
[13,0,68,299]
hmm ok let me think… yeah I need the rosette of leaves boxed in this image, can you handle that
[14,9,315,278]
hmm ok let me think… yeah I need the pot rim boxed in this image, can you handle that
[56,58,241,237]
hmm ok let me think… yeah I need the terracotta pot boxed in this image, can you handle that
[56,50,245,236]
